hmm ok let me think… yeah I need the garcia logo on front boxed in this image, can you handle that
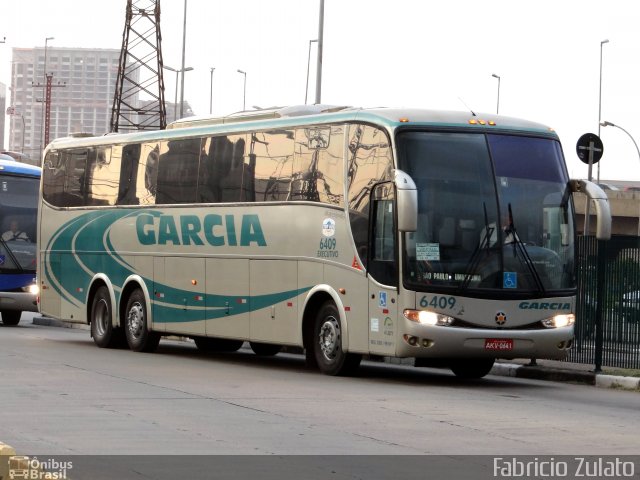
[136,213,266,247]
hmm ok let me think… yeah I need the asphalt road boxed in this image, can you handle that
[1,314,639,456]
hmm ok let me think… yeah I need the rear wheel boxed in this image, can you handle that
[450,358,495,379]
[0,310,21,326]
[124,289,160,352]
[90,286,125,348]
[250,342,282,356]
[312,301,361,376]
[193,337,243,352]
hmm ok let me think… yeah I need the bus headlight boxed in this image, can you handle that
[22,284,40,296]
[404,309,454,326]
[542,314,575,328]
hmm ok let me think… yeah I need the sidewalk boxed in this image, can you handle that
[31,316,640,390]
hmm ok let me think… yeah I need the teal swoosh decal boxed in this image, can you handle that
[45,209,312,323]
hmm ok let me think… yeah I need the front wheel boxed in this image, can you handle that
[124,289,160,352]
[450,358,495,379]
[1,310,21,326]
[312,301,361,376]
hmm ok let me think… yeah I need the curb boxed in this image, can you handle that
[32,316,89,330]
[493,362,639,389]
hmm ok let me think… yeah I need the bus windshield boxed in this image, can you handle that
[398,130,575,296]
[0,174,38,272]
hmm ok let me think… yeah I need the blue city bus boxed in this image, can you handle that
[0,158,41,325]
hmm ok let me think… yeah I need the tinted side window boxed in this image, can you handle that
[291,125,344,206]
[86,146,118,206]
[199,134,246,203]
[43,148,91,207]
[156,138,202,204]
[248,129,294,202]
[43,151,65,206]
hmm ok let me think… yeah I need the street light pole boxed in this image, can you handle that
[164,65,193,121]
[597,39,609,183]
[209,67,215,115]
[491,73,500,114]
[41,36,54,158]
[179,0,188,118]
[315,0,324,104]
[237,69,246,111]
[305,39,318,104]
[601,120,640,163]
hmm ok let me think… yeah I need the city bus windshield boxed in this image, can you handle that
[397,130,575,296]
[0,174,39,272]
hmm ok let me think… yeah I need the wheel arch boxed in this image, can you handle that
[86,274,117,327]
[301,285,349,353]
[119,275,153,331]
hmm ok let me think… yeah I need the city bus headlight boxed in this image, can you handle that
[22,283,40,296]
[404,309,454,326]
[542,314,575,328]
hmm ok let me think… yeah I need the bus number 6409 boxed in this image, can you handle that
[419,295,456,310]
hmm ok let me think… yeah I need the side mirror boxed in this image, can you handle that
[394,170,417,232]
[569,179,612,240]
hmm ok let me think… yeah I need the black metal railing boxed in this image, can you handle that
[570,235,640,369]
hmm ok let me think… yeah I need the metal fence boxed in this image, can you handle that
[570,235,640,369]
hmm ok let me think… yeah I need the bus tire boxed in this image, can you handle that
[312,301,361,376]
[249,342,282,356]
[90,286,125,348]
[1,310,21,326]
[193,337,243,352]
[124,289,160,353]
[450,358,495,379]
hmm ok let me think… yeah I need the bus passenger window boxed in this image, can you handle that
[156,138,201,204]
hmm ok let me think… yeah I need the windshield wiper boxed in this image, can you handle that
[0,236,24,272]
[505,203,546,295]
[461,203,495,290]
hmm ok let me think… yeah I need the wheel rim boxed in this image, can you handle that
[127,301,145,339]
[318,315,341,361]
[94,298,110,337]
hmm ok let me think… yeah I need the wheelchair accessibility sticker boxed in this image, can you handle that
[379,291,387,308]
[503,272,517,289]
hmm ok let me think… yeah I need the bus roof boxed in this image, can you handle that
[47,105,558,150]
[0,159,41,177]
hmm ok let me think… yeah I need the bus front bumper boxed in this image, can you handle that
[0,292,38,313]
[397,324,574,360]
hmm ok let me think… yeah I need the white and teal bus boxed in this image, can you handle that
[37,105,611,378]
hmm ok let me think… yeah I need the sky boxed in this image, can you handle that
[2,0,640,181]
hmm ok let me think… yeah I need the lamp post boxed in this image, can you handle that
[597,39,609,183]
[209,67,215,115]
[237,69,246,111]
[179,0,188,118]
[315,0,324,104]
[305,39,318,104]
[601,121,640,163]
[491,73,500,114]
[40,36,54,158]
[164,65,193,121]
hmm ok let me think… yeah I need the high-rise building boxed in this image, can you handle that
[0,81,6,149]
[9,47,122,161]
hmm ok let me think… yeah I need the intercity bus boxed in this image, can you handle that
[37,105,611,377]
[0,159,40,325]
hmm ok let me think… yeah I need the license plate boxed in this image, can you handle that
[485,338,513,351]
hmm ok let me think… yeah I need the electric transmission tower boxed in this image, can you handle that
[111,0,167,132]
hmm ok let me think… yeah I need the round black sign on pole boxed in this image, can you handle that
[576,133,604,164]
